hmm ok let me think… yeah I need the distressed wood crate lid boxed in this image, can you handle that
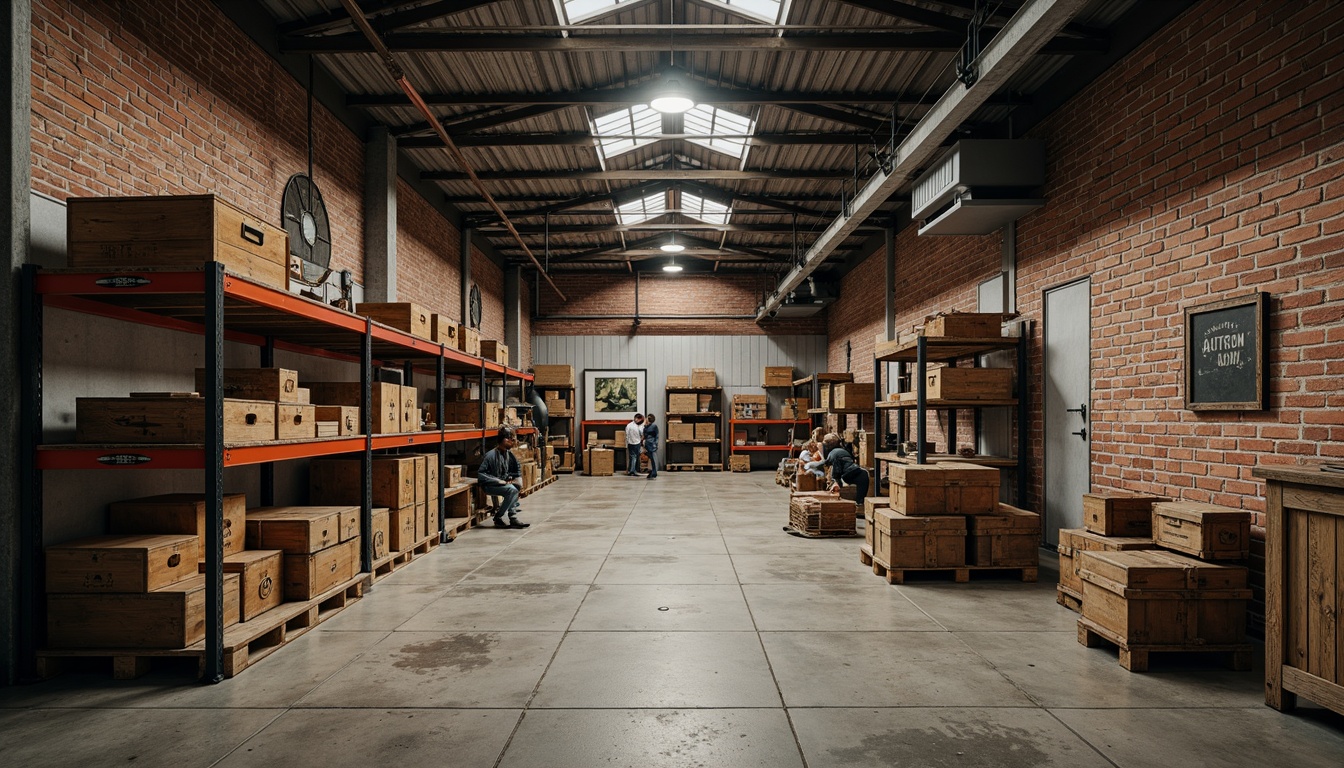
[1152,500,1250,523]
[1079,549,1248,592]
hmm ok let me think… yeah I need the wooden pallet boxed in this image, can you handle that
[665,463,723,471]
[520,475,556,497]
[784,524,859,539]
[1056,584,1083,613]
[36,572,371,681]
[372,531,442,580]
[859,544,1037,585]
[1077,617,1254,673]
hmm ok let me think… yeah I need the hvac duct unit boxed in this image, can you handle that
[912,140,1046,236]
[774,280,837,318]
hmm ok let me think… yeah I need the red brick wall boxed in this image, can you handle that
[395,179,462,319]
[828,0,1344,633]
[532,273,826,336]
[30,0,365,275]
[472,246,506,345]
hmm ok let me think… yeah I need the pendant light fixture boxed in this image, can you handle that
[660,234,685,253]
[649,3,694,114]
[662,258,684,273]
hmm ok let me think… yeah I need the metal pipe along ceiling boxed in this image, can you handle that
[337,0,566,302]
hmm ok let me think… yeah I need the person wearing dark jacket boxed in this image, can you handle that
[805,432,868,501]
[478,427,530,529]
[643,414,659,479]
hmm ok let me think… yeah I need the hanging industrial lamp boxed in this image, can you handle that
[649,3,693,114]
[660,234,685,253]
[662,257,684,273]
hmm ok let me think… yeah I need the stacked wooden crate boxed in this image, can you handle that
[310,456,423,552]
[1056,491,1165,612]
[788,490,856,536]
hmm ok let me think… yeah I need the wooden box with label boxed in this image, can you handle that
[194,368,300,403]
[872,509,967,569]
[921,367,1013,401]
[309,456,418,510]
[693,446,711,465]
[432,314,458,344]
[108,493,247,561]
[669,394,698,414]
[275,403,316,440]
[306,381,400,434]
[357,302,431,339]
[923,312,1004,338]
[831,383,875,411]
[76,396,276,444]
[480,340,509,367]
[371,507,391,560]
[283,537,358,600]
[458,325,481,356]
[245,506,355,554]
[764,366,793,387]
[1056,528,1156,604]
[388,506,418,551]
[202,550,283,622]
[1152,501,1250,560]
[666,375,690,388]
[47,573,241,649]
[967,504,1040,568]
[691,368,717,388]
[400,385,419,433]
[888,462,998,515]
[66,195,289,289]
[534,365,575,387]
[695,422,717,440]
[313,405,359,435]
[46,534,199,593]
[1083,491,1166,537]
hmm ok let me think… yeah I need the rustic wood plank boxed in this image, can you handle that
[1290,508,1310,673]
[1283,666,1344,715]
[1308,513,1336,682]
[1264,481,1289,709]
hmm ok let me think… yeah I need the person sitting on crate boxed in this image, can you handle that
[478,427,530,529]
[806,432,868,501]
[643,414,659,480]
[796,440,827,480]
[624,413,646,476]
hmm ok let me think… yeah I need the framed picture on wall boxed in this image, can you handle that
[1184,292,1268,411]
[583,369,647,421]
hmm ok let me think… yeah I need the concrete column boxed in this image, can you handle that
[2,0,32,685]
[504,266,522,357]
[460,226,472,325]
[362,126,396,302]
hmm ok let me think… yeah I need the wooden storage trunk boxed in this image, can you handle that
[357,302,431,339]
[789,493,855,533]
[313,405,359,436]
[458,325,481,356]
[283,537,358,601]
[194,367,300,403]
[480,340,509,367]
[534,364,575,387]
[923,312,1004,338]
[669,393,698,413]
[76,396,276,444]
[399,386,419,433]
[872,509,967,569]
[691,368,717,387]
[1056,528,1156,597]
[1152,501,1250,560]
[245,506,356,554]
[203,549,283,622]
[1078,549,1250,646]
[306,381,399,434]
[888,462,999,515]
[967,503,1041,567]
[388,505,418,551]
[47,534,199,593]
[921,367,1013,401]
[693,446,711,465]
[831,383,875,411]
[108,493,247,561]
[431,314,457,344]
[371,507,391,560]
[275,403,316,440]
[66,195,289,289]
[1083,491,1167,537]
[862,498,890,549]
[309,456,418,510]
[729,455,751,472]
[764,366,793,387]
[47,573,240,649]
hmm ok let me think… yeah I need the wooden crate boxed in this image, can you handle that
[46,535,199,593]
[534,364,575,387]
[666,375,690,388]
[203,550,283,622]
[695,422,717,440]
[693,446,711,465]
[357,302,430,339]
[764,366,793,387]
[1152,501,1250,560]
[781,397,810,418]
[417,454,440,506]
[313,405,359,436]
[968,503,1041,567]
[431,314,457,344]
[1254,463,1344,715]
[283,538,358,601]
[388,506,418,551]
[1056,528,1156,600]
[691,368,717,387]
[872,508,966,569]
[426,400,499,429]
[920,367,1013,401]
[669,393,698,413]
[76,396,276,444]
[789,494,855,534]
[729,455,751,472]
[888,462,999,515]
[585,448,615,476]
[309,456,418,510]
[923,312,1004,338]
[245,506,356,554]
[444,464,464,487]
[863,498,890,549]
[194,368,300,403]
[275,403,316,441]
[414,502,429,540]
[46,573,241,649]
[831,382,875,411]
[66,195,289,289]
[480,340,509,367]
[458,325,481,356]
[1083,491,1167,537]
[305,381,399,434]
[399,385,418,433]
[794,471,824,492]
[108,493,247,560]
[1078,549,1250,647]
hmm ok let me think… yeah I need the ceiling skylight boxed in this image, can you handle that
[561,0,651,24]
[682,104,756,160]
[615,192,667,225]
[702,0,786,24]
[680,192,731,225]
[593,105,662,161]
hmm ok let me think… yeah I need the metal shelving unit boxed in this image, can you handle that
[18,263,534,681]
[665,386,724,470]
[728,418,811,469]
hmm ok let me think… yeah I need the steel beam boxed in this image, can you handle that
[347,85,1023,108]
[476,222,881,234]
[423,168,852,181]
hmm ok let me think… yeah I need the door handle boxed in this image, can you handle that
[1072,428,1088,440]
[1066,404,1087,419]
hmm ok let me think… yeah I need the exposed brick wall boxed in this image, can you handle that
[828,0,1344,634]
[472,245,506,345]
[532,273,826,336]
[30,0,365,275]
[395,178,462,320]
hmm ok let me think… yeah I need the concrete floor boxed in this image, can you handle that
[3,473,1342,767]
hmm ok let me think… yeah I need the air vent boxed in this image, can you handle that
[912,140,1046,236]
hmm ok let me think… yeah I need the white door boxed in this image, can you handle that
[1043,279,1091,546]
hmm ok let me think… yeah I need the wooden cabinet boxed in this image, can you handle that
[1253,463,1344,716]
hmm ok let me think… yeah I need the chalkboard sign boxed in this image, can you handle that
[1184,293,1267,410]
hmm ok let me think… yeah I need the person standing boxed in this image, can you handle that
[643,413,659,479]
[478,427,530,529]
[806,432,869,501]
[624,413,646,475]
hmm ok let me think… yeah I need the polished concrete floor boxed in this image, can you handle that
[3,473,1342,767]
